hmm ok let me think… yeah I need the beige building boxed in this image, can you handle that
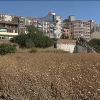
[0,14,19,39]
[64,16,96,41]
[72,20,91,40]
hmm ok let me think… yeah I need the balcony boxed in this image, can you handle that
[0,21,19,25]
[0,32,18,36]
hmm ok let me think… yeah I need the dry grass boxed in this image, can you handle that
[0,52,100,100]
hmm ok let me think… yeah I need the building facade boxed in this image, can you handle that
[0,14,19,39]
[55,15,62,38]
[0,13,97,41]
[0,13,39,39]
[38,12,63,39]
[63,16,96,41]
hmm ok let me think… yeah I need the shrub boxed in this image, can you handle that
[10,29,54,48]
[33,35,54,48]
[25,38,35,48]
[10,34,28,48]
[0,44,16,55]
[88,39,100,52]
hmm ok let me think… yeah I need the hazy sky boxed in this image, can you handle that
[0,1,100,23]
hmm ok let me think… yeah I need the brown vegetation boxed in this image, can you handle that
[0,52,100,100]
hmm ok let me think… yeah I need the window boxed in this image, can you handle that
[15,30,18,33]
[2,37,5,39]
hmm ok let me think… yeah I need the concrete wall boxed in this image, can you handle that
[57,43,76,53]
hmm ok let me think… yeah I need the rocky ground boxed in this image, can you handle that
[0,52,100,100]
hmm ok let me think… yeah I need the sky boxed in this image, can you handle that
[0,1,100,23]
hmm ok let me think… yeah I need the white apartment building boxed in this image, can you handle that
[54,15,62,38]
[39,12,63,39]
[0,14,12,21]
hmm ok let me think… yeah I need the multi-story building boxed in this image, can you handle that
[39,12,63,39]
[72,20,91,40]
[55,15,63,38]
[18,16,34,34]
[91,23,100,39]
[42,21,51,35]
[0,12,62,40]
[63,16,96,41]
[0,14,19,39]
[0,13,96,41]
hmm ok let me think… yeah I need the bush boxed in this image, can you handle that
[33,35,54,48]
[25,38,35,48]
[10,34,28,48]
[0,44,16,55]
[10,29,54,48]
[88,39,100,52]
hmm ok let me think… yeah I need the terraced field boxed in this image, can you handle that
[0,52,100,100]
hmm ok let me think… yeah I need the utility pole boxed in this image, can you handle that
[52,13,56,39]
[52,13,57,48]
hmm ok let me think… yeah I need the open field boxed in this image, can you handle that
[0,52,100,100]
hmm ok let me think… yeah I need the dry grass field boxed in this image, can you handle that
[0,52,100,100]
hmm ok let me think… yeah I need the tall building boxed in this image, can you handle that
[39,12,63,38]
[0,13,19,39]
[18,16,34,34]
[63,16,96,41]
[68,15,76,21]
[55,15,63,38]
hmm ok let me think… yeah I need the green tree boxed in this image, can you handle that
[10,34,28,48]
[25,38,35,48]
[28,25,41,34]
[0,44,16,55]
[10,27,54,48]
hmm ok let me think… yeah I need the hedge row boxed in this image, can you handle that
[88,39,100,52]
[10,32,54,48]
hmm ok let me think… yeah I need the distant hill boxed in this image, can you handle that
[39,14,56,22]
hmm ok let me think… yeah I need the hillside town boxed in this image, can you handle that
[0,12,100,40]
[0,12,100,53]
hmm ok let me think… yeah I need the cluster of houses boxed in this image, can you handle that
[0,12,100,53]
[0,12,63,39]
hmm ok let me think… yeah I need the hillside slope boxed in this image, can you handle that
[0,52,100,100]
